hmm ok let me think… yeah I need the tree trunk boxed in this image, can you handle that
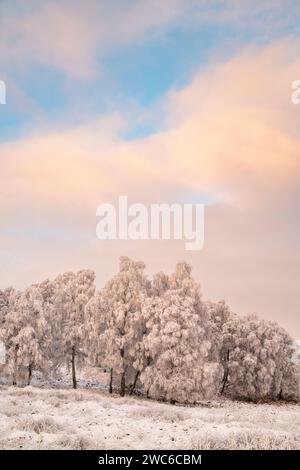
[109,368,113,394]
[12,345,19,386]
[221,369,229,395]
[119,347,126,396]
[129,371,140,396]
[120,371,126,397]
[71,346,77,389]
[221,349,230,395]
[145,357,151,399]
[28,364,32,386]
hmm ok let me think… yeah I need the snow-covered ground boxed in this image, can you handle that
[0,384,299,450]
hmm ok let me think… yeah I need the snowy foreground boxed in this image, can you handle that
[0,385,299,450]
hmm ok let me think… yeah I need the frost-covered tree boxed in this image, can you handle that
[52,270,95,388]
[141,262,222,404]
[34,279,56,309]
[35,278,60,370]
[84,292,106,366]
[0,288,16,377]
[84,291,114,391]
[292,340,300,365]
[1,261,298,404]
[221,314,298,401]
[0,287,15,328]
[97,257,149,396]
[0,286,49,385]
[281,340,300,401]
[151,271,170,296]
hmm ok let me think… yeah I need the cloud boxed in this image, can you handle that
[158,40,300,202]
[1,40,299,210]
[0,0,194,78]
[1,0,299,79]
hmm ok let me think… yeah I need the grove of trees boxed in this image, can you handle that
[0,257,299,404]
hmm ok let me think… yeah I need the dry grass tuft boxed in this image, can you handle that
[16,416,61,434]
[192,430,298,450]
[133,405,190,422]
[50,434,100,450]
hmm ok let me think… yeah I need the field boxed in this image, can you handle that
[0,382,299,450]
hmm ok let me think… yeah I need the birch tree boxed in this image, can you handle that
[52,270,95,388]
[141,262,222,404]
[221,314,298,401]
[84,291,114,391]
[98,257,149,396]
[0,288,15,333]
[0,287,49,385]
[0,288,16,377]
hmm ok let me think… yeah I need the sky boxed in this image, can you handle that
[0,0,300,336]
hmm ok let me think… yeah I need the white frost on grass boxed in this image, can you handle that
[0,385,299,450]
